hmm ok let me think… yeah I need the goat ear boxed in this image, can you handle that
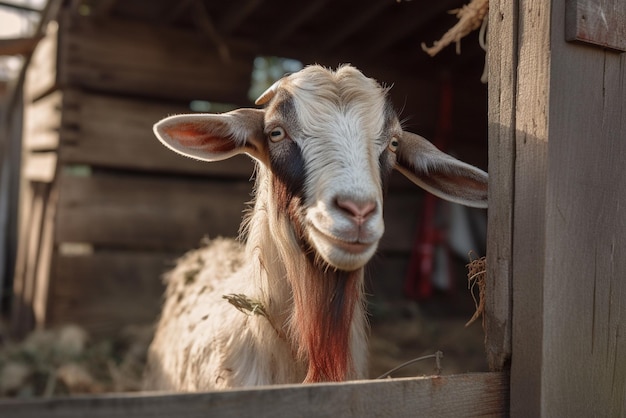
[153,108,267,163]
[395,131,488,208]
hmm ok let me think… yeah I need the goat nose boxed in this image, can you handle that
[335,197,377,225]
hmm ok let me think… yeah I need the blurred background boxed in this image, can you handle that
[0,0,488,396]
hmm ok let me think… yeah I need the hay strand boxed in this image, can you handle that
[465,253,486,327]
[421,0,489,57]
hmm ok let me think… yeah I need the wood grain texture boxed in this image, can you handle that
[0,372,509,418]
[57,11,255,103]
[53,169,423,254]
[541,3,626,415]
[55,172,253,252]
[485,0,516,372]
[565,0,626,51]
[23,90,62,151]
[10,183,51,336]
[510,0,552,416]
[505,1,626,416]
[58,90,254,177]
[31,184,58,329]
[23,24,57,102]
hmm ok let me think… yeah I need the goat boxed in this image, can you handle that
[144,65,488,391]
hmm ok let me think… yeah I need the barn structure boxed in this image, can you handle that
[0,0,624,416]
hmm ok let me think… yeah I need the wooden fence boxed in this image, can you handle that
[0,373,508,418]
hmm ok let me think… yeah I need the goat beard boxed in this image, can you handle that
[284,203,363,383]
[287,258,363,383]
[272,175,364,382]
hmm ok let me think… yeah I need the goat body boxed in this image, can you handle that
[144,65,488,391]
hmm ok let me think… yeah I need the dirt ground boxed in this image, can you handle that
[367,299,488,379]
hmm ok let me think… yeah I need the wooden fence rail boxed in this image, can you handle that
[0,373,509,418]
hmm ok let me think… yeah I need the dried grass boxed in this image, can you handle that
[421,0,489,57]
[465,253,487,327]
[0,324,152,398]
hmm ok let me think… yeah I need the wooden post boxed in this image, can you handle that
[485,0,517,372]
[494,0,626,415]
[541,1,626,415]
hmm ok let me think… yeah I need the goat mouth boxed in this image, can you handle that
[309,225,376,255]
[327,236,372,254]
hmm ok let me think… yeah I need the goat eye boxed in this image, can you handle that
[269,127,286,142]
[388,137,399,152]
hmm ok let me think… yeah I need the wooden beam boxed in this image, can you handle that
[0,1,41,13]
[92,0,118,18]
[0,36,43,56]
[219,0,263,34]
[161,0,195,24]
[191,0,230,63]
[271,0,332,45]
[320,0,390,52]
[0,372,509,417]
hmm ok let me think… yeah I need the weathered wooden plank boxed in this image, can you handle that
[541,5,626,415]
[53,170,424,254]
[0,35,43,56]
[22,89,61,151]
[55,172,253,252]
[0,372,509,418]
[57,12,255,103]
[509,0,551,416]
[58,90,254,177]
[485,0,516,371]
[23,23,57,102]
[10,183,50,336]
[47,250,171,336]
[565,0,626,51]
[22,152,57,183]
[31,184,58,328]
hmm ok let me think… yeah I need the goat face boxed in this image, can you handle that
[259,66,396,271]
[154,65,488,272]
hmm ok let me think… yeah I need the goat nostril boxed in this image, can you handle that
[335,198,377,223]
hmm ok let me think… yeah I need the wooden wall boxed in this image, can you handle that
[485,0,626,416]
[13,11,433,337]
[12,12,258,336]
